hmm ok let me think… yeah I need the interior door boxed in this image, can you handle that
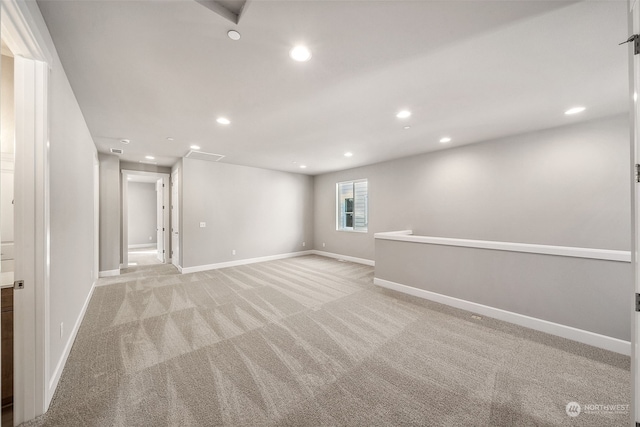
[171,170,179,268]
[631,0,640,423]
[156,179,163,262]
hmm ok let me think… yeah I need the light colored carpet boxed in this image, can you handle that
[127,248,162,267]
[23,255,629,426]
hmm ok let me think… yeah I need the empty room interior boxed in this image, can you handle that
[1,0,638,426]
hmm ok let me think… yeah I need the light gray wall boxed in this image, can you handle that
[24,2,99,391]
[181,158,314,268]
[99,153,120,271]
[127,182,157,246]
[376,239,630,340]
[314,115,631,260]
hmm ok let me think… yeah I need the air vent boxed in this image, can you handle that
[185,150,225,162]
[110,148,123,154]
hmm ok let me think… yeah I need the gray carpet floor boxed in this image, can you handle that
[23,255,629,426]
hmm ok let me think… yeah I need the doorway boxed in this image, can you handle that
[121,170,169,268]
[0,39,15,427]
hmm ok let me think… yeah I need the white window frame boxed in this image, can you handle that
[336,179,368,233]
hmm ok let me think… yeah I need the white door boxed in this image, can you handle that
[171,170,179,268]
[631,1,640,423]
[156,179,164,262]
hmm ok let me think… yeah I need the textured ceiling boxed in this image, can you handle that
[37,0,628,175]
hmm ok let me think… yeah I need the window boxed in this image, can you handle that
[337,179,368,232]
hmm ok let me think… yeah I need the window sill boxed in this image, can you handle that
[336,229,368,234]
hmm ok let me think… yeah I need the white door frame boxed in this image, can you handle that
[121,170,170,267]
[171,168,180,270]
[1,0,54,424]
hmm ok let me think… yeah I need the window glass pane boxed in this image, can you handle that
[337,180,367,231]
[337,182,353,229]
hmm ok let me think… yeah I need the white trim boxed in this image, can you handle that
[47,279,96,401]
[127,243,156,249]
[180,251,313,274]
[374,277,631,355]
[98,269,120,278]
[374,230,631,263]
[310,250,375,266]
[1,1,53,64]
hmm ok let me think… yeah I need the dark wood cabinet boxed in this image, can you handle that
[2,288,13,407]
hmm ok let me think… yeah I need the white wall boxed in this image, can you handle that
[181,158,314,269]
[127,181,157,247]
[21,0,98,404]
[314,115,631,260]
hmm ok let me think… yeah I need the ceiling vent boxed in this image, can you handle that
[185,150,225,162]
[110,148,123,154]
[195,0,248,24]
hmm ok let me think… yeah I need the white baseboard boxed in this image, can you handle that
[98,269,120,277]
[180,250,313,274]
[311,250,375,266]
[128,243,156,249]
[374,277,630,356]
[47,279,97,406]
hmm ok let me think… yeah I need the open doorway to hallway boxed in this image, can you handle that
[122,170,170,268]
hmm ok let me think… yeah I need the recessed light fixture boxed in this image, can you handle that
[145,155,155,160]
[300,165,307,169]
[564,106,586,115]
[290,46,312,62]
[216,117,231,125]
[227,30,241,41]
[396,110,411,119]
[344,152,353,157]
[403,126,411,130]
[166,137,174,141]
[439,137,452,143]
[190,145,201,150]
[120,139,130,144]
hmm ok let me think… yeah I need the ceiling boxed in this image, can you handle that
[36,0,628,175]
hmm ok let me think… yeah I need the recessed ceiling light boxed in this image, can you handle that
[120,139,130,144]
[396,110,411,119]
[216,117,231,125]
[564,106,586,115]
[300,165,307,169]
[403,126,411,130]
[190,145,200,150]
[439,137,452,143]
[344,152,353,157]
[227,30,241,41]
[145,155,155,160]
[290,46,312,62]
[166,137,174,141]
